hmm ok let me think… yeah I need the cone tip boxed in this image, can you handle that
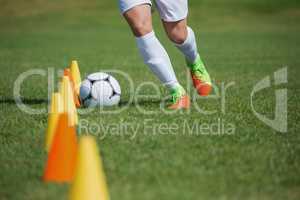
[71,60,78,66]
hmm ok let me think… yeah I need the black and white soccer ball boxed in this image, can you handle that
[80,72,121,107]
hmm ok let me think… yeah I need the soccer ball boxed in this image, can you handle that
[79,72,121,107]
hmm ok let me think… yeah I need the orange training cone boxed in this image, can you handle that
[43,113,78,182]
[69,136,110,200]
[64,68,81,108]
[45,92,63,152]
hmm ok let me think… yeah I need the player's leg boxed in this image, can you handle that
[156,0,212,96]
[119,1,190,109]
[163,19,196,64]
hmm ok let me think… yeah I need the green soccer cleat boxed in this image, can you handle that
[187,55,212,96]
[168,85,190,110]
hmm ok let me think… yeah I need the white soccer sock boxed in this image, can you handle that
[175,27,198,64]
[136,31,179,90]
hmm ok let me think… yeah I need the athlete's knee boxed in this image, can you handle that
[167,27,187,44]
[123,4,153,37]
[131,20,152,37]
[163,19,188,44]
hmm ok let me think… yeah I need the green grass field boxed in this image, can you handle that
[1,0,300,199]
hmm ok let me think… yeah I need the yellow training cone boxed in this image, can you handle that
[70,60,81,95]
[45,92,63,152]
[69,136,110,200]
[59,76,78,126]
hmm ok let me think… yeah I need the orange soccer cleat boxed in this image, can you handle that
[187,55,212,96]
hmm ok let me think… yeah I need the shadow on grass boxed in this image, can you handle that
[0,98,161,107]
[119,99,162,107]
[0,97,48,105]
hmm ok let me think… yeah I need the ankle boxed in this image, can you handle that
[186,54,200,65]
[171,85,186,96]
[188,55,206,72]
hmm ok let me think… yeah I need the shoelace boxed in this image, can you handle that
[190,61,205,74]
[171,91,181,104]
[193,63,205,74]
